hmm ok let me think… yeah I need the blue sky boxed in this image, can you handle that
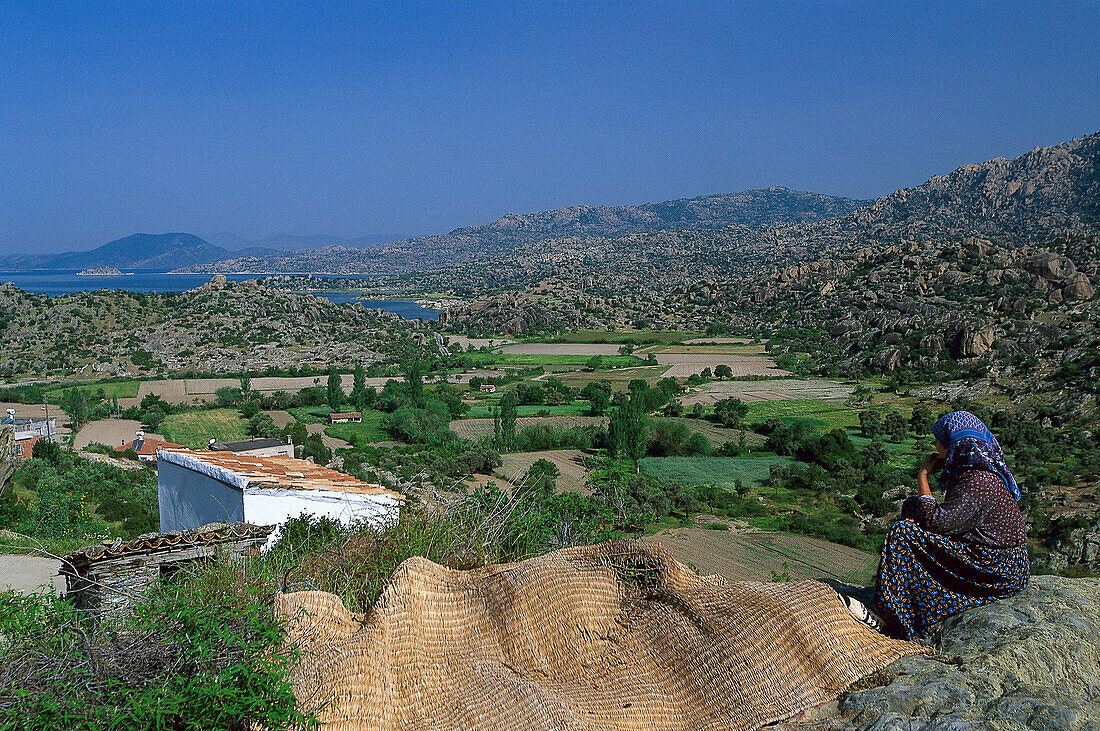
[1,1,1098,253]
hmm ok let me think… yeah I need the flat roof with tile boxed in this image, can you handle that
[158,449,404,501]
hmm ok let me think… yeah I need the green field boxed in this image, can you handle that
[324,410,388,446]
[746,399,860,431]
[464,402,591,419]
[46,380,140,401]
[161,408,248,449]
[640,455,793,489]
[287,405,334,424]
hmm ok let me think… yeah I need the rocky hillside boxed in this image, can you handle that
[174,188,868,275]
[0,276,419,377]
[785,130,1100,257]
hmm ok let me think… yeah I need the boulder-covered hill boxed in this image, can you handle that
[786,130,1100,256]
[1,233,243,271]
[0,276,418,377]
[174,187,870,275]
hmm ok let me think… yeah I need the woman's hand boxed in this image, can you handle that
[916,452,943,498]
[920,452,944,475]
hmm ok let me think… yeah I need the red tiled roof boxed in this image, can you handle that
[126,437,183,456]
[158,449,405,501]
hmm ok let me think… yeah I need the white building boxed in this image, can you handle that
[156,450,404,543]
[208,437,294,458]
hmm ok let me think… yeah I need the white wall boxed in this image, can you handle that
[243,488,402,546]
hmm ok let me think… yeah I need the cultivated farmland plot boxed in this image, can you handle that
[449,415,608,441]
[654,352,788,378]
[680,379,853,406]
[659,419,766,447]
[498,450,593,495]
[496,343,626,356]
[643,522,878,585]
[73,419,164,450]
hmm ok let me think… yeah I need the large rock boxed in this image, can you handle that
[827,576,1100,730]
[1025,252,1077,281]
[950,324,996,359]
[872,347,903,372]
[1064,273,1096,301]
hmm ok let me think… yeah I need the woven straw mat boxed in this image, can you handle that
[276,539,922,730]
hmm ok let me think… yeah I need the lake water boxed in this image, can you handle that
[0,270,440,320]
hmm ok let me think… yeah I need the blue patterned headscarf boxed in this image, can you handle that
[931,411,1021,499]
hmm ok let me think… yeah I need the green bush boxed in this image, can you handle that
[0,577,315,730]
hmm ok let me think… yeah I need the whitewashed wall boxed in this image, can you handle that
[243,488,402,547]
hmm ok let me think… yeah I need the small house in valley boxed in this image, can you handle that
[480,384,497,393]
[328,411,362,424]
[156,449,404,541]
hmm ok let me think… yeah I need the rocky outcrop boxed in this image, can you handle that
[786,576,1100,730]
[950,324,997,359]
[1026,251,1078,281]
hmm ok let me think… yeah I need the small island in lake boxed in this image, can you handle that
[77,266,131,276]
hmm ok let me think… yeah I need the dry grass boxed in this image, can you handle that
[72,419,166,450]
[643,521,878,585]
[498,450,593,495]
[680,379,853,406]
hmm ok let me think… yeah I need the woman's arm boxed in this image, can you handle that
[903,470,985,536]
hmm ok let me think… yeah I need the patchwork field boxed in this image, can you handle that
[463,402,591,419]
[643,521,878,584]
[654,352,788,378]
[557,330,703,344]
[745,398,861,431]
[640,455,792,489]
[160,408,248,449]
[324,411,388,446]
[498,449,593,494]
[46,380,139,401]
[449,415,608,441]
[73,419,164,450]
[661,419,766,448]
[498,343,626,356]
[680,379,853,406]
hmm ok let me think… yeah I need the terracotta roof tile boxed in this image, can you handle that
[60,522,274,570]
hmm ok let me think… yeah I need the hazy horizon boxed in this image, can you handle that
[2,2,1098,254]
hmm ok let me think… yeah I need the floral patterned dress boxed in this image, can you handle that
[873,469,1029,639]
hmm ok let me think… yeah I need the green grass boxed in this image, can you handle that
[161,408,248,449]
[324,410,388,446]
[463,402,592,419]
[287,405,334,424]
[45,380,139,401]
[640,455,793,489]
[746,398,860,431]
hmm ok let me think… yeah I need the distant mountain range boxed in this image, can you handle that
[205,231,400,252]
[7,130,1098,275]
[175,187,872,275]
[0,188,868,274]
[0,233,239,271]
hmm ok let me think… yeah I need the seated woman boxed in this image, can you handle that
[873,411,1029,639]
